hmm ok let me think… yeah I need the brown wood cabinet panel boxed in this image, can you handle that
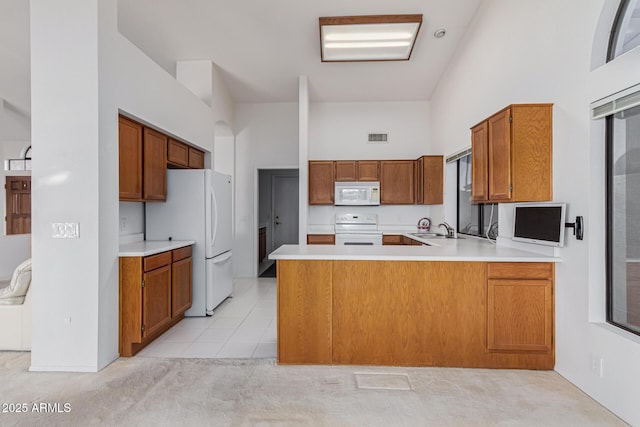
[167,138,189,168]
[382,234,403,245]
[416,156,443,205]
[142,264,172,339]
[487,278,553,352]
[334,161,357,181]
[119,257,144,350]
[357,160,379,181]
[510,104,553,202]
[472,104,553,204]
[277,260,333,364]
[171,256,192,317]
[172,246,192,262]
[332,261,487,366]
[488,108,512,201]
[143,251,172,272]
[143,127,167,201]
[471,122,489,203]
[5,176,31,235]
[380,160,415,204]
[306,234,335,245]
[119,116,143,201]
[488,262,553,280]
[188,147,205,169]
[308,161,335,205]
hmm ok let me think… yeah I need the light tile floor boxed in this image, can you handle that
[137,277,277,359]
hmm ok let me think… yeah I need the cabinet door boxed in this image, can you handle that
[142,264,172,339]
[309,161,335,205]
[380,160,415,204]
[172,257,193,317]
[335,161,357,181]
[471,122,489,203]
[488,109,512,201]
[259,227,267,261]
[143,128,167,201]
[417,156,444,205]
[167,139,189,168]
[307,234,335,245]
[119,116,143,201]
[487,279,553,352]
[188,147,205,169]
[357,161,379,181]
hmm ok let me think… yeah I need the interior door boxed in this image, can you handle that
[5,176,31,235]
[273,175,299,250]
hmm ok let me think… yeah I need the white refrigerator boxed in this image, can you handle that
[146,169,233,316]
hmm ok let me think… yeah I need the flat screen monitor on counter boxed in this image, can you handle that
[512,203,566,247]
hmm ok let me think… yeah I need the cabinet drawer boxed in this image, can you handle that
[172,246,192,262]
[144,251,172,272]
[188,147,205,169]
[382,234,403,245]
[307,234,335,245]
[488,262,553,280]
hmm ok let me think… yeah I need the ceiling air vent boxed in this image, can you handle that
[368,132,389,144]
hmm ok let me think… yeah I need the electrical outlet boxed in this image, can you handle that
[120,218,127,233]
[591,355,604,378]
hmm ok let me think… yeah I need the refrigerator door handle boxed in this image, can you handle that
[210,186,218,250]
[212,251,232,264]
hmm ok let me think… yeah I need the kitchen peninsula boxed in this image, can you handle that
[269,236,560,370]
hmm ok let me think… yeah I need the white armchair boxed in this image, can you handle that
[0,258,32,351]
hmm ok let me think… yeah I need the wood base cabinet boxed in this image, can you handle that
[277,260,554,369]
[307,234,335,245]
[119,246,193,357]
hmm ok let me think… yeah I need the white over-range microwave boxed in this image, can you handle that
[334,181,380,206]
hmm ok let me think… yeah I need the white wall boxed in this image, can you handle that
[309,101,430,160]
[0,234,30,279]
[234,103,299,277]
[429,0,640,424]
[308,101,433,229]
[30,0,217,372]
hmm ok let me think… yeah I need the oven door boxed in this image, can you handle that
[335,233,382,246]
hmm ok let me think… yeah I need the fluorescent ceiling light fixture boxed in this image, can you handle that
[319,15,423,62]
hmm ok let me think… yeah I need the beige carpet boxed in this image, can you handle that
[0,351,626,426]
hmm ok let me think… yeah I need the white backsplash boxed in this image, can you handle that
[308,205,434,231]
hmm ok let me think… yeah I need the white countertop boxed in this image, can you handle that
[119,240,196,257]
[269,234,561,262]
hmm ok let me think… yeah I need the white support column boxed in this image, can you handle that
[298,76,309,245]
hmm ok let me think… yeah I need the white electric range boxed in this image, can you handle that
[334,213,383,246]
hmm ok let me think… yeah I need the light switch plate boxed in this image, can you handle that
[51,222,80,239]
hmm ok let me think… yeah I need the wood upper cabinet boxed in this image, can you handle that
[334,160,379,182]
[119,115,167,202]
[487,262,554,353]
[309,161,335,205]
[171,246,193,317]
[380,160,415,204]
[188,147,205,169]
[143,128,167,201]
[119,116,143,201]
[415,155,443,205]
[334,161,357,181]
[471,121,489,203]
[167,138,189,168]
[472,104,553,203]
[356,160,379,181]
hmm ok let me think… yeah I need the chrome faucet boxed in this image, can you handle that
[438,222,457,238]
